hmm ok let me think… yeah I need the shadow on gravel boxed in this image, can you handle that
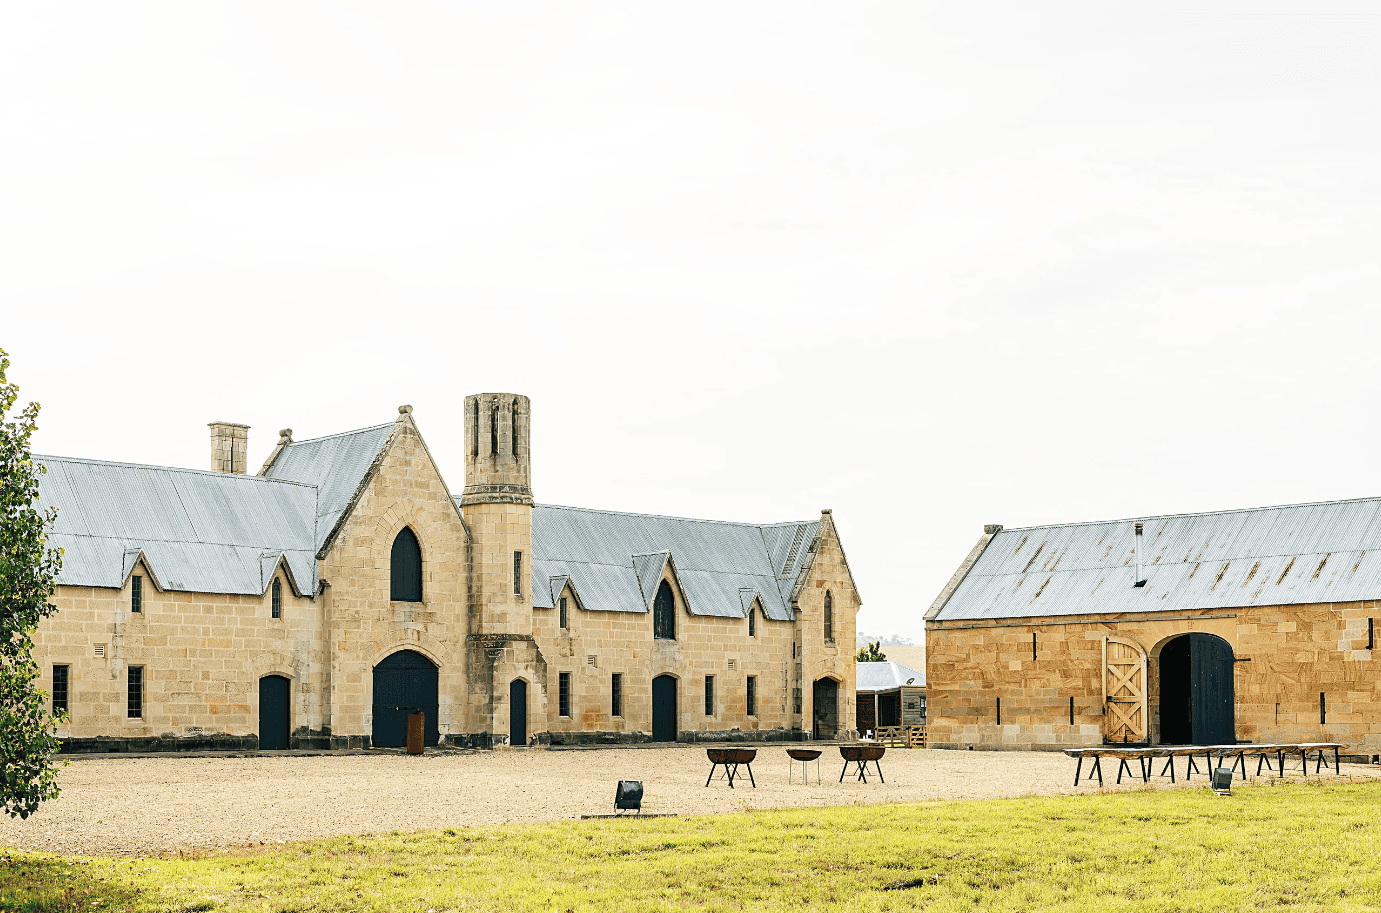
[0,853,143,913]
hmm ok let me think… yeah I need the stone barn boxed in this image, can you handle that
[29,393,860,751]
[925,501,1381,756]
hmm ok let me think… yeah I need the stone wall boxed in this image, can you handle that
[533,573,798,740]
[926,600,1381,754]
[35,562,323,750]
[794,513,859,739]
[317,415,472,746]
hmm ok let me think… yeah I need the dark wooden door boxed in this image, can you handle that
[652,675,677,742]
[812,678,838,739]
[372,650,440,748]
[258,675,290,750]
[510,679,527,747]
[1190,633,1235,745]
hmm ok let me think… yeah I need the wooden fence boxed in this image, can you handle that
[873,725,926,748]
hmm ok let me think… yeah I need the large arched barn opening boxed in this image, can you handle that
[372,650,440,748]
[1158,633,1235,745]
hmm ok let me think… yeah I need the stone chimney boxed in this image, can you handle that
[209,422,249,474]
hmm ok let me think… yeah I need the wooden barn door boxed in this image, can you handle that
[1102,636,1148,744]
[1189,633,1235,745]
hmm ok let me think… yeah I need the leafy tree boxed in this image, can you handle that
[856,640,886,662]
[0,348,64,818]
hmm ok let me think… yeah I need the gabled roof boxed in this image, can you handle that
[35,455,318,596]
[933,495,1381,622]
[519,504,819,622]
[856,660,925,692]
[260,423,394,554]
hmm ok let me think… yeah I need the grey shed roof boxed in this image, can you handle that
[261,423,393,552]
[856,660,925,692]
[521,504,819,622]
[933,495,1381,622]
[35,456,318,596]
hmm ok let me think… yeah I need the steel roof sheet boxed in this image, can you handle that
[262,423,393,551]
[936,496,1381,621]
[522,505,815,622]
[36,455,318,596]
[856,660,925,691]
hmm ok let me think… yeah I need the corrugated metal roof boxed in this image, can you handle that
[36,456,318,596]
[761,521,819,601]
[545,574,569,607]
[856,660,925,691]
[632,552,670,606]
[935,495,1381,621]
[520,504,815,622]
[262,423,393,552]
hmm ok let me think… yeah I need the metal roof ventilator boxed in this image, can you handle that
[1133,522,1147,587]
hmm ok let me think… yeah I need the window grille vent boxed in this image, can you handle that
[727,659,736,671]
[93,643,106,658]
[586,655,597,667]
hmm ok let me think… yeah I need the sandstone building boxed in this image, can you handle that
[926,503,1381,756]
[32,394,860,750]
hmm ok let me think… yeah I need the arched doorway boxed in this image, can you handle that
[372,650,440,748]
[258,675,290,750]
[510,679,528,747]
[812,678,839,739]
[652,675,678,742]
[1158,633,1235,745]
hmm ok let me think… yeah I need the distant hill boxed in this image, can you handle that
[864,644,926,676]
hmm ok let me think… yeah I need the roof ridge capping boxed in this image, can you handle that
[534,502,813,528]
[997,493,1381,534]
[34,454,319,490]
[282,421,395,447]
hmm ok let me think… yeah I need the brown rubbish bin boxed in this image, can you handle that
[407,710,425,755]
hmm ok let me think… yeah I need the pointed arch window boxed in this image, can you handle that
[271,578,282,619]
[391,527,423,602]
[824,590,834,643]
[653,580,676,640]
[748,602,757,637]
[511,399,520,455]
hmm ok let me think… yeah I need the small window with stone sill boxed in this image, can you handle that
[127,666,144,719]
[52,664,69,715]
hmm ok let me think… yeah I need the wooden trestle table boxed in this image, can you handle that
[1063,742,1346,787]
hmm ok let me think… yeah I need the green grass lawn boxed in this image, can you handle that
[4,779,1381,912]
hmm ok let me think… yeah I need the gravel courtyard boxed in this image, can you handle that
[3,745,1376,856]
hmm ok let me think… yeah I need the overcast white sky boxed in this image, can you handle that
[3,3,1379,645]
